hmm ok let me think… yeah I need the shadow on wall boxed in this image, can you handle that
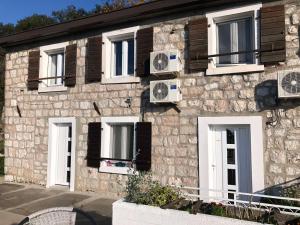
[140,87,181,119]
[255,79,300,112]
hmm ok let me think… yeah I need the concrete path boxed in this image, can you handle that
[0,182,114,225]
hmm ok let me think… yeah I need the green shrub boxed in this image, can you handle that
[125,171,180,207]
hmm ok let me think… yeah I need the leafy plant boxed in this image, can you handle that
[124,171,180,207]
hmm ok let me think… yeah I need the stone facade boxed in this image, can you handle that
[3,0,300,198]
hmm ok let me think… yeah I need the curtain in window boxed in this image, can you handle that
[48,53,64,86]
[110,124,134,160]
[217,17,253,65]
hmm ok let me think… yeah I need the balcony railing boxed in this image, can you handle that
[176,186,300,216]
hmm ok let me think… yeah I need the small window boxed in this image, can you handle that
[112,38,135,77]
[47,51,65,86]
[102,26,140,84]
[100,116,139,174]
[216,17,253,66]
[109,123,134,160]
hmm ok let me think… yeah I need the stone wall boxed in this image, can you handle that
[3,1,300,198]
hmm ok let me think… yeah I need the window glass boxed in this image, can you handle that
[114,41,123,76]
[113,38,134,77]
[127,39,135,75]
[217,17,253,65]
[228,169,236,185]
[47,52,64,85]
[110,124,134,160]
[227,148,235,164]
[226,129,235,144]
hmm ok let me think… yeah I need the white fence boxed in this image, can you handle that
[177,186,300,216]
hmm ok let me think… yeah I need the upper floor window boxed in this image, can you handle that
[39,42,68,92]
[217,17,253,66]
[47,51,65,86]
[206,4,264,75]
[112,38,135,77]
[102,26,140,84]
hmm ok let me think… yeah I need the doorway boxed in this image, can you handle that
[47,118,76,191]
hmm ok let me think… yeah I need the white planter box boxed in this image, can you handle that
[113,199,270,225]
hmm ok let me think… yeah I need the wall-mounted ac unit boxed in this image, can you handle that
[278,71,300,98]
[150,50,181,75]
[150,79,182,103]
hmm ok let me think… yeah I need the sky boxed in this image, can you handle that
[0,0,105,24]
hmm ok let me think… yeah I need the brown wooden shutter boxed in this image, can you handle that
[136,27,153,77]
[65,44,77,87]
[260,5,286,64]
[135,122,152,171]
[27,50,40,90]
[86,37,102,83]
[87,122,101,168]
[188,18,208,73]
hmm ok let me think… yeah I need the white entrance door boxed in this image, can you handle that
[209,126,252,199]
[54,124,72,186]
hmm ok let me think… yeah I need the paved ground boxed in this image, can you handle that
[0,182,114,225]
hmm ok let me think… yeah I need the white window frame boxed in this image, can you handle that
[100,116,140,174]
[206,4,264,75]
[39,42,68,93]
[198,116,264,198]
[102,26,141,84]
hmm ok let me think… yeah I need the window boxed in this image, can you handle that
[206,4,264,75]
[112,39,135,77]
[100,116,139,174]
[47,51,64,86]
[39,42,68,92]
[109,124,134,160]
[102,26,140,84]
[217,17,253,66]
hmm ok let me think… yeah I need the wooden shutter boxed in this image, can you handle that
[135,122,152,171]
[86,37,102,83]
[87,122,101,168]
[27,50,40,90]
[136,27,153,77]
[260,5,286,64]
[65,44,77,87]
[188,18,208,73]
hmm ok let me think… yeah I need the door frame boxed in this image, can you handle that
[47,117,76,191]
[198,116,264,198]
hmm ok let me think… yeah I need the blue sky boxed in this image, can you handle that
[0,0,105,24]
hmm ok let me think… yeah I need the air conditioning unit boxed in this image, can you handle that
[150,50,181,75]
[150,79,182,103]
[278,71,300,98]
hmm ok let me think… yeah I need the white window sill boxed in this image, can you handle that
[99,166,135,175]
[38,85,68,93]
[102,76,140,84]
[206,64,264,75]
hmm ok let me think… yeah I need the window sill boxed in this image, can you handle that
[38,85,68,93]
[102,76,140,84]
[99,166,135,175]
[206,64,264,75]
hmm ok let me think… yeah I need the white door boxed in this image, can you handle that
[54,124,72,186]
[209,126,252,199]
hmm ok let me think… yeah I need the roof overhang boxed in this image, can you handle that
[0,0,273,48]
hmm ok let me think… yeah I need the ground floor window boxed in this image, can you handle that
[100,116,139,174]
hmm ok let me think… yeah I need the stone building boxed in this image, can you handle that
[0,0,299,199]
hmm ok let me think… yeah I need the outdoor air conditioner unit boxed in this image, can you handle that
[150,50,181,75]
[278,71,300,98]
[150,79,182,103]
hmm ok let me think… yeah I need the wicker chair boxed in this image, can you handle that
[18,207,97,225]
